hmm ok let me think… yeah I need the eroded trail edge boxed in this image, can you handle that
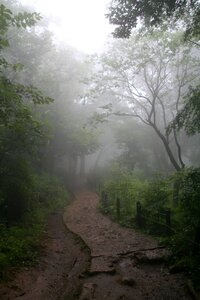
[64,189,191,300]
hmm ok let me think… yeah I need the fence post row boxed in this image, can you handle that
[136,201,144,228]
[116,197,121,219]
[101,189,171,235]
[101,191,109,210]
[165,209,171,235]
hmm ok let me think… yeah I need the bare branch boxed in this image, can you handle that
[112,112,150,125]
[188,39,200,47]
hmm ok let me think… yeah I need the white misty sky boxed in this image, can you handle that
[20,0,114,53]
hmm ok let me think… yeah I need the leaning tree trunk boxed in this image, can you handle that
[150,123,184,206]
[150,123,182,172]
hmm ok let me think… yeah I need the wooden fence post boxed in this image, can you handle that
[165,209,171,235]
[116,197,121,220]
[104,193,108,209]
[193,221,200,255]
[136,201,143,228]
[99,184,101,194]
[101,191,109,211]
[101,191,105,203]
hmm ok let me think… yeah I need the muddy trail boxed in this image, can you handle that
[0,189,193,300]
[0,211,90,300]
[64,190,192,300]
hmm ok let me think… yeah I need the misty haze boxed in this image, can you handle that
[0,0,200,299]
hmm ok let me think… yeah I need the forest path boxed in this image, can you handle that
[0,189,192,300]
[64,189,191,300]
[0,211,90,300]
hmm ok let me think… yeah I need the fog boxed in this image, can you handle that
[1,1,200,293]
[20,0,114,53]
[2,0,200,191]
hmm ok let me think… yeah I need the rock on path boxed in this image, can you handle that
[64,190,191,300]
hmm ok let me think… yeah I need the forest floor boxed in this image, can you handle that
[0,189,194,300]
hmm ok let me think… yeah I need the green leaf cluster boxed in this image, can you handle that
[169,85,200,135]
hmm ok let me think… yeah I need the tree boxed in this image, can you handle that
[87,31,200,171]
[0,1,99,186]
[107,0,200,161]
[114,119,173,174]
[0,3,54,223]
[106,0,199,38]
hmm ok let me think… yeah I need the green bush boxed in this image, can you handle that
[100,167,200,288]
[0,225,40,279]
[168,168,200,287]
[100,169,148,227]
[0,173,69,280]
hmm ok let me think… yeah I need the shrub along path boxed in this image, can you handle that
[64,189,192,300]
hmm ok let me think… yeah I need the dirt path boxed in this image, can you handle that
[0,211,90,300]
[64,190,192,300]
[0,190,193,300]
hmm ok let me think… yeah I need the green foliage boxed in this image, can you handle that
[100,167,200,287]
[167,168,200,287]
[68,127,99,156]
[141,177,171,210]
[0,226,40,270]
[100,167,148,226]
[31,174,69,211]
[169,85,200,135]
[0,3,71,280]
[0,159,33,223]
[0,3,54,226]
[106,0,199,39]
[0,173,69,279]
[0,3,41,36]
[90,30,200,172]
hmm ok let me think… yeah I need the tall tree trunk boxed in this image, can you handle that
[69,155,78,176]
[173,128,185,169]
[80,154,85,175]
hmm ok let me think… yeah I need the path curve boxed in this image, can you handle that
[64,189,191,300]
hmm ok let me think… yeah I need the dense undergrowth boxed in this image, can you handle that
[98,165,200,289]
[0,173,69,280]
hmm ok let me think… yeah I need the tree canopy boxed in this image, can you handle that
[106,0,199,38]
[84,30,200,171]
